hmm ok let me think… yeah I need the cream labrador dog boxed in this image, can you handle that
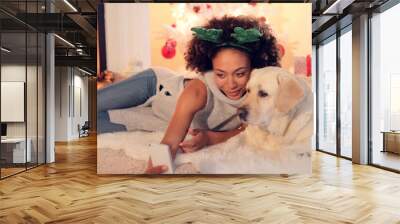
[174,66,313,174]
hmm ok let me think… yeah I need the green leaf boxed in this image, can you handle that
[191,27,223,43]
[231,27,262,44]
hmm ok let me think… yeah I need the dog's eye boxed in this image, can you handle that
[258,90,268,97]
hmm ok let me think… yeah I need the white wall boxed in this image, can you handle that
[104,3,150,75]
[1,65,26,151]
[1,65,26,81]
[54,67,89,141]
[1,64,46,163]
[1,65,33,137]
[71,73,89,138]
[1,66,26,125]
[55,67,69,141]
[1,82,25,122]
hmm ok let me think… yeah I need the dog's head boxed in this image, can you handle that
[238,66,306,135]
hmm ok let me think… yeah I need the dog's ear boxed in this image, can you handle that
[275,73,305,114]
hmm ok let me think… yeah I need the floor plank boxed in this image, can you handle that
[0,135,399,223]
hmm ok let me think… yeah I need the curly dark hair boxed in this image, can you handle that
[185,15,280,73]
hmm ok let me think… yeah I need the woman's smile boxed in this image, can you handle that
[226,89,242,98]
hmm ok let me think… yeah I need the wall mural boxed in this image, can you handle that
[97,3,313,174]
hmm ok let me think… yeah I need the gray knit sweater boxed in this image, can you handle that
[108,68,245,132]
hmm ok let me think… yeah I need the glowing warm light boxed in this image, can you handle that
[165,3,282,53]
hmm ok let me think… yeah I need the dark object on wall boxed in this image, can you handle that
[79,121,90,138]
[98,3,107,78]
[1,123,7,138]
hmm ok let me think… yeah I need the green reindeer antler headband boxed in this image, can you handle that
[191,26,262,52]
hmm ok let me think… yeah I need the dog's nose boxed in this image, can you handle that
[238,108,248,121]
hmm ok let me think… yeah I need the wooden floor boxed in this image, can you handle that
[373,150,400,171]
[1,135,400,223]
[1,163,44,178]
[0,167,26,178]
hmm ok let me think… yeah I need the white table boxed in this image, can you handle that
[1,138,31,163]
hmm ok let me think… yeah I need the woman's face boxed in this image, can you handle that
[212,48,251,100]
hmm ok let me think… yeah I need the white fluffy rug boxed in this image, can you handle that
[97,131,311,174]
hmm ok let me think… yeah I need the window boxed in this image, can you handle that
[370,3,400,171]
[317,36,337,154]
[0,1,47,179]
[339,27,352,158]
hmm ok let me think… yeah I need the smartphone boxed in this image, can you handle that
[148,143,174,174]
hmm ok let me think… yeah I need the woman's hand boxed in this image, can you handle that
[145,158,168,174]
[192,124,247,147]
[179,128,209,153]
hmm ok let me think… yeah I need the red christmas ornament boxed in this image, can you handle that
[277,44,285,57]
[193,6,200,13]
[162,45,175,59]
[171,24,176,28]
[161,39,176,59]
[206,4,212,9]
[248,2,257,7]
[259,16,266,24]
[306,54,312,77]
[168,39,177,48]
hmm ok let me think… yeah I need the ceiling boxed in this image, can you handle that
[0,0,394,74]
[311,0,390,43]
[0,0,97,73]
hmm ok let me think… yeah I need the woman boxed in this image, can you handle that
[98,15,280,173]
